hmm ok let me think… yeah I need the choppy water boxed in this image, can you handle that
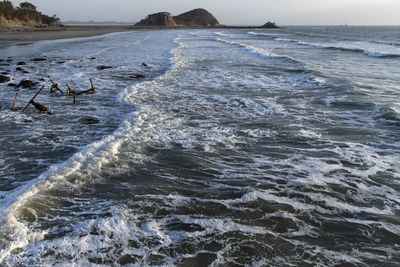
[0,26,400,266]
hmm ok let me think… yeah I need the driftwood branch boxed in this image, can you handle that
[66,79,95,101]
[30,100,52,114]
[11,87,19,111]
[49,76,64,94]
[23,85,45,112]
[77,78,95,95]
[66,84,81,96]
[73,92,77,106]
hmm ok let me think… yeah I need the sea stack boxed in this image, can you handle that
[261,21,279,28]
[135,8,220,27]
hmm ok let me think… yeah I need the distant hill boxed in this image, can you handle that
[0,1,61,30]
[135,8,220,27]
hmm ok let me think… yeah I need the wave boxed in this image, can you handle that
[216,37,300,63]
[247,31,287,37]
[275,38,400,58]
[371,40,400,47]
[0,35,183,263]
[214,31,230,37]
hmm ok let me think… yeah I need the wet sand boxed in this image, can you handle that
[0,25,136,43]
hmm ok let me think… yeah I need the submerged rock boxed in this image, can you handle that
[31,58,47,62]
[97,65,113,70]
[0,75,11,83]
[17,62,26,65]
[18,79,38,88]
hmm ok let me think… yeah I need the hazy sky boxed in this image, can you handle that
[9,0,400,25]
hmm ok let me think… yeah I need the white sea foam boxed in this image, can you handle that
[389,103,400,114]
[276,38,400,58]
[1,28,400,266]
[215,37,298,62]
[214,31,230,37]
[248,31,287,37]
[0,33,183,263]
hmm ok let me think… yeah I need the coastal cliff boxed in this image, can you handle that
[135,8,220,27]
[0,1,61,31]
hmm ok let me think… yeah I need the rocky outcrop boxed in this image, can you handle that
[135,12,178,27]
[0,1,61,30]
[173,9,220,27]
[261,21,279,28]
[135,8,220,27]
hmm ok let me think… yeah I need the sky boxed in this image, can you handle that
[9,0,400,25]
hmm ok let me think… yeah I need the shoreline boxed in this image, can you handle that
[0,25,277,44]
[0,25,138,43]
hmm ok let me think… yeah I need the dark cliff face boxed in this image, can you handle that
[135,8,220,27]
[135,12,178,26]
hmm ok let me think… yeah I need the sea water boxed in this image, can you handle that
[0,26,400,266]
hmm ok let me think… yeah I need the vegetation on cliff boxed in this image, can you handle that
[0,1,61,29]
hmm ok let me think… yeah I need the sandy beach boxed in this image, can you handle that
[0,25,136,43]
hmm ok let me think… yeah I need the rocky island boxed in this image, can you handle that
[135,8,221,27]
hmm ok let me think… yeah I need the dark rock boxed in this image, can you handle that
[88,57,96,60]
[135,74,145,79]
[6,59,13,62]
[80,117,100,124]
[2,72,9,75]
[0,63,10,66]
[39,78,45,81]
[17,62,26,66]
[18,79,38,88]
[0,75,11,83]
[57,61,65,64]
[16,67,25,71]
[8,83,18,87]
[141,63,148,67]
[97,65,113,70]
[261,21,279,28]
[0,59,4,62]
[31,58,47,62]
[119,254,139,265]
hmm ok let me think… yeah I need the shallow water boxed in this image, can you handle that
[0,27,400,266]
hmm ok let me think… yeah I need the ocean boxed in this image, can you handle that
[0,26,400,266]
